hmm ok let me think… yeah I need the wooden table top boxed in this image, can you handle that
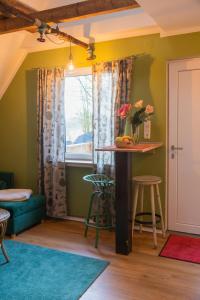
[96,142,163,153]
[0,208,10,222]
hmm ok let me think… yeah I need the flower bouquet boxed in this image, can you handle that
[115,100,154,148]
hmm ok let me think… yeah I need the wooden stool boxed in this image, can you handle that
[132,176,165,248]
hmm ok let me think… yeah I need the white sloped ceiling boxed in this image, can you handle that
[137,0,200,36]
[0,0,200,99]
[0,31,29,99]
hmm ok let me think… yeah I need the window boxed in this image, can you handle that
[64,68,93,162]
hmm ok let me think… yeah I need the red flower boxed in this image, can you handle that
[117,104,132,119]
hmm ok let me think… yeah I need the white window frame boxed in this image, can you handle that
[64,67,93,163]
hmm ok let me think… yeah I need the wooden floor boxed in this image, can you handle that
[11,219,200,300]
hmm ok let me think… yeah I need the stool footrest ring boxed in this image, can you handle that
[85,221,113,230]
[135,212,161,225]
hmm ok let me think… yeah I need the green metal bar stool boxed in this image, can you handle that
[83,174,114,248]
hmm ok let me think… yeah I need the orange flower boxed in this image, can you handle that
[134,99,143,108]
[145,104,154,114]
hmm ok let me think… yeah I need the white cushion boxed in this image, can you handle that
[0,189,33,202]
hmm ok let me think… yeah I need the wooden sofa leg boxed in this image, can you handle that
[11,234,16,239]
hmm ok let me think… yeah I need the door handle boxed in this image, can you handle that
[171,145,183,151]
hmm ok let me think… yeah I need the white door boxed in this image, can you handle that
[168,57,200,234]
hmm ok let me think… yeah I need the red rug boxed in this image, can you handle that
[160,234,200,264]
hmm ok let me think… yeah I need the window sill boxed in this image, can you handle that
[65,160,94,168]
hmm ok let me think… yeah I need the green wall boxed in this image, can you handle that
[0,32,200,217]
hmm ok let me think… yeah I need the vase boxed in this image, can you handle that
[123,120,140,144]
[132,125,140,144]
[124,119,133,137]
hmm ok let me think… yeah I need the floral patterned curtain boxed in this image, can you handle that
[92,58,134,226]
[92,57,134,177]
[37,68,67,218]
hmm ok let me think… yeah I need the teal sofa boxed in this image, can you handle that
[0,172,45,236]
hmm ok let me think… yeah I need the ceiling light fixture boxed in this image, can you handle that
[0,3,96,61]
[35,19,96,61]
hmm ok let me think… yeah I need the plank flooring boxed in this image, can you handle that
[10,220,200,300]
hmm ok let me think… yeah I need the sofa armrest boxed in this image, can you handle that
[0,172,14,189]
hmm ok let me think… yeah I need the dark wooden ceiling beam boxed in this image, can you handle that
[0,3,34,22]
[0,0,36,15]
[0,1,92,53]
[0,0,139,34]
[0,0,37,31]
[0,3,13,17]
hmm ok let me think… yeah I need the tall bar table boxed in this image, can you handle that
[96,143,162,255]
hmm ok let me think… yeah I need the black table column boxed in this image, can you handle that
[115,151,133,255]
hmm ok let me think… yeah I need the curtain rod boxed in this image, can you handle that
[30,53,147,70]
[31,67,66,70]
[92,53,146,64]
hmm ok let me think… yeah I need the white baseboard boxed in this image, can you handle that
[62,216,85,222]
[63,216,163,234]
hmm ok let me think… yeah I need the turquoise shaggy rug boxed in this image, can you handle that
[0,240,109,300]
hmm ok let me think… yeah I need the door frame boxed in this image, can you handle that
[166,56,200,231]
